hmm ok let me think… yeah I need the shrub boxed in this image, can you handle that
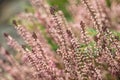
[0,0,120,80]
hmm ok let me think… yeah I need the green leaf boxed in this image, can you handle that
[105,0,111,8]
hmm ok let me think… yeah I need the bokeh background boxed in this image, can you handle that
[0,0,30,51]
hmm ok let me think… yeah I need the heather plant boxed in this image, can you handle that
[0,0,120,80]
